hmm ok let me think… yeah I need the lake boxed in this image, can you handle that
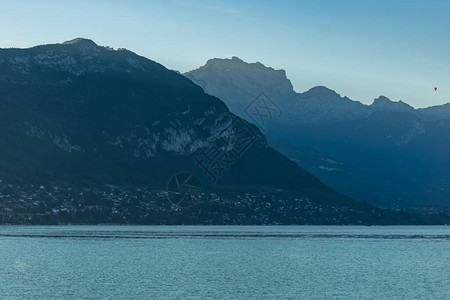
[1,226,449,299]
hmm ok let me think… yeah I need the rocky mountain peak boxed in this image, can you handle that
[62,38,98,47]
[0,38,167,78]
[231,56,243,62]
[186,57,294,97]
[303,86,340,98]
[370,96,415,113]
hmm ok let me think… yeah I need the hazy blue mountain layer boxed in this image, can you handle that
[186,57,450,211]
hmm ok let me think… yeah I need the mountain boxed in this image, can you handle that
[185,57,450,211]
[184,57,295,118]
[370,96,415,113]
[281,86,368,125]
[417,103,450,121]
[1,38,432,225]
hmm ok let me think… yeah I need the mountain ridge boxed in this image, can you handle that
[185,57,450,123]
[1,38,433,224]
[185,56,450,211]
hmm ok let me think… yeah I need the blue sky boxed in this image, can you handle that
[0,0,449,108]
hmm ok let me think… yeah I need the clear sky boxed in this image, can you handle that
[0,0,449,108]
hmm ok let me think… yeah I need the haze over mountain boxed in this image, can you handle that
[2,38,435,225]
[185,57,450,211]
[185,57,450,123]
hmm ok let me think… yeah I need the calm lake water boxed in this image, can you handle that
[1,226,449,299]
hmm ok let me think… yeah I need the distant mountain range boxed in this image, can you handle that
[2,38,435,225]
[185,57,450,123]
[185,57,450,211]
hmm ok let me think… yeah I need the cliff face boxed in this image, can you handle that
[185,57,295,115]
